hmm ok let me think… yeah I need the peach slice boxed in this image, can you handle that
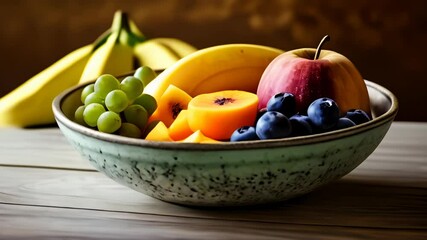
[187,90,259,140]
[142,120,160,138]
[149,84,193,127]
[168,110,194,141]
[181,130,220,143]
[145,121,173,141]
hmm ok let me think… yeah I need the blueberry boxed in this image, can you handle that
[266,92,296,118]
[255,111,292,140]
[307,97,340,131]
[345,109,371,125]
[289,114,313,136]
[230,126,259,142]
[334,117,356,130]
[255,108,268,124]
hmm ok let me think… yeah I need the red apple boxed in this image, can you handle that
[257,36,371,116]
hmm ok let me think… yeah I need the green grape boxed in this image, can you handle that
[94,74,120,98]
[97,111,121,133]
[124,104,148,129]
[105,90,128,113]
[118,122,142,138]
[134,66,157,87]
[133,93,157,116]
[120,76,144,101]
[84,92,104,106]
[74,105,86,126]
[83,103,106,127]
[81,83,94,104]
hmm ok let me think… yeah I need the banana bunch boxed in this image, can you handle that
[133,38,197,70]
[0,10,197,127]
[143,44,284,101]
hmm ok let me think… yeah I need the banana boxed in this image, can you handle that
[0,11,131,127]
[0,9,198,128]
[153,38,198,57]
[0,44,93,127]
[133,38,197,71]
[143,44,284,101]
[79,31,133,84]
[79,11,134,84]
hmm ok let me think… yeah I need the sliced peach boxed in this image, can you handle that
[168,110,194,141]
[187,90,259,140]
[181,130,220,143]
[145,121,173,141]
[149,84,192,127]
[142,120,160,138]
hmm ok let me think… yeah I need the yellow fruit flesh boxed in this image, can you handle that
[145,121,172,141]
[168,110,194,141]
[187,90,259,140]
[181,130,220,143]
[149,84,193,127]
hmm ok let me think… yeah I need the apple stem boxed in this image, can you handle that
[314,35,330,60]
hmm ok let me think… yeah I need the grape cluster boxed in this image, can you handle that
[231,93,371,142]
[74,66,158,138]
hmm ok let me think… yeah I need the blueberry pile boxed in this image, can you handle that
[230,93,371,142]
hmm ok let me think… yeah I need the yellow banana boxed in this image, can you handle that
[129,19,145,40]
[133,38,197,70]
[153,38,198,57]
[79,31,133,84]
[0,44,93,127]
[143,44,284,101]
[79,12,134,84]
[0,10,193,128]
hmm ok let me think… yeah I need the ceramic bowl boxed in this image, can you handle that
[53,80,398,207]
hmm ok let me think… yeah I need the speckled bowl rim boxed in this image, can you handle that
[52,80,398,151]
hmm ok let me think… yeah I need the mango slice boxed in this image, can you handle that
[145,121,173,141]
[168,110,194,141]
[187,90,259,140]
[181,130,220,143]
[149,84,192,127]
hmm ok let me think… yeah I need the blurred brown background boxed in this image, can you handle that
[1,0,426,121]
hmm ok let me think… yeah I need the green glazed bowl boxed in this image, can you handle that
[53,80,398,207]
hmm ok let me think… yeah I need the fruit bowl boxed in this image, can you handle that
[53,80,398,207]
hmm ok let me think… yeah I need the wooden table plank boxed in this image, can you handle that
[0,165,425,229]
[0,127,94,170]
[1,203,426,240]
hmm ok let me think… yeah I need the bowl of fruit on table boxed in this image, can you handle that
[53,39,398,207]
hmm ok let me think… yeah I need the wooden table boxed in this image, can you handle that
[0,121,426,239]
